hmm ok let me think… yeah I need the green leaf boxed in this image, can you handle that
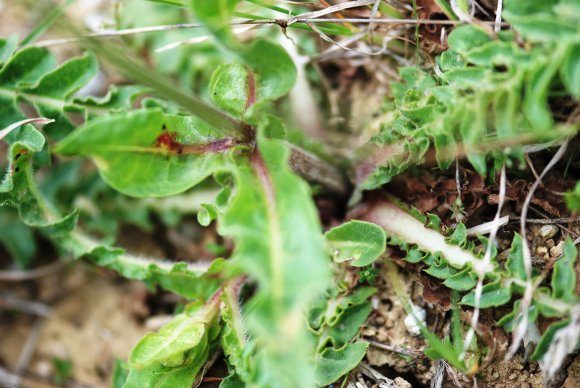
[423,335,465,371]
[308,286,376,330]
[112,359,129,388]
[322,302,373,349]
[504,10,579,42]
[0,48,100,140]
[497,300,538,332]
[561,43,580,99]
[443,268,477,290]
[565,182,580,211]
[531,319,570,361]
[129,300,220,369]
[23,51,97,99]
[461,280,512,308]
[210,63,250,117]
[220,287,252,384]
[75,85,146,111]
[447,223,467,245]
[0,124,77,236]
[314,341,369,386]
[404,248,427,264]
[72,244,225,300]
[0,36,18,65]
[447,26,492,55]
[506,233,526,280]
[551,238,577,303]
[424,260,458,280]
[197,203,219,227]
[219,136,331,386]
[0,208,36,268]
[0,47,56,88]
[325,220,386,267]
[190,0,240,46]
[240,40,297,101]
[55,109,235,197]
[220,372,245,388]
[123,354,207,388]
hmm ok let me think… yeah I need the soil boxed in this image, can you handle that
[0,264,152,387]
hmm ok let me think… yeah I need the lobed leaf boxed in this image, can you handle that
[218,136,331,386]
[308,286,376,330]
[359,6,579,191]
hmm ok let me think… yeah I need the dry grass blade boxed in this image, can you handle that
[155,25,256,53]
[466,215,510,236]
[0,260,65,281]
[367,340,423,356]
[0,366,21,387]
[495,0,504,32]
[32,23,206,47]
[539,306,580,377]
[0,118,54,141]
[461,165,506,360]
[431,360,445,388]
[0,293,52,317]
[287,0,376,24]
[507,139,570,360]
[15,319,46,375]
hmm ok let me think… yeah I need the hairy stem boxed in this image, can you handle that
[354,199,491,274]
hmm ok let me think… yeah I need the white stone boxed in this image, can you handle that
[539,225,558,239]
[404,304,426,336]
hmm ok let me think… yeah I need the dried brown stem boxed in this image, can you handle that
[288,144,350,196]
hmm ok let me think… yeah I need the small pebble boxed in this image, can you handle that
[546,239,555,248]
[492,372,500,380]
[509,373,517,380]
[375,316,385,325]
[36,360,52,376]
[403,304,426,336]
[550,241,565,257]
[394,377,412,388]
[535,246,548,256]
[539,225,558,239]
[376,329,389,342]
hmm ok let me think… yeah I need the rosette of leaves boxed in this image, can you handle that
[358,200,579,366]
[0,1,355,385]
[360,0,580,190]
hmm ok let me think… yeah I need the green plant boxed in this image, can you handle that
[358,0,580,190]
[358,199,579,369]
[1,0,579,386]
